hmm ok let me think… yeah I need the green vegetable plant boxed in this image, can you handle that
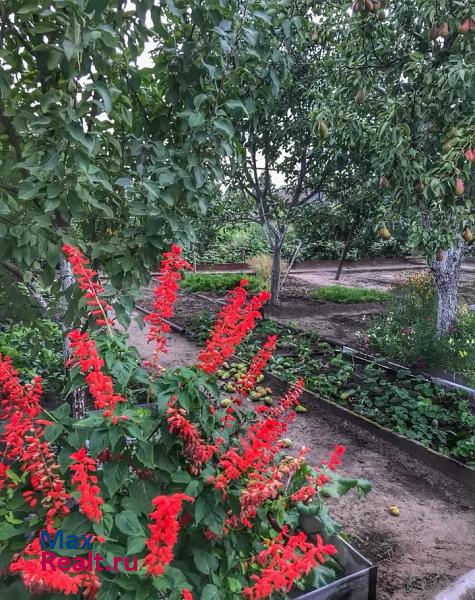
[186,313,475,466]
[310,286,391,304]
[181,273,265,294]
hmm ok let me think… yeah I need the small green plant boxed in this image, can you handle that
[364,272,475,381]
[0,319,64,396]
[310,286,391,304]
[181,272,265,293]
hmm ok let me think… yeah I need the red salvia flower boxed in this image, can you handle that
[21,431,71,532]
[243,529,337,599]
[0,355,42,461]
[70,448,104,523]
[67,329,126,418]
[144,244,191,365]
[62,244,114,328]
[166,399,216,475]
[197,281,271,374]
[237,335,277,395]
[10,536,99,599]
[0,355,70,530]
[143,493,194,577]
[268,379,304,419]
[211,417,286,497]
[182,589,194,600]
[324,445,346,471]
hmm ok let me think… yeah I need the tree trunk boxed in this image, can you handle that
[335,223,355,281]
[429,245,463,335]
[59,255,87,419]
[269,244,282,307]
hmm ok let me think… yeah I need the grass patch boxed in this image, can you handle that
[181,273,265,294]
[310,285,391,304]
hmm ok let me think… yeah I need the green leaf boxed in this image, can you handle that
[225,99,248,115]
[103,461,129,497]
[189,111,205,127]
[115,510,145,536]
[121,479,157,514]
[73,413,105,429]
[94,82,113,113]
[213,118,235,137]
[193,548,219,575]
[0,523,22,541]
[68,124,95,154]
[200,584,222,600]
[127,535,146,555]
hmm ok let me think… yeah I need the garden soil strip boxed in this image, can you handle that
[128,314,475,600]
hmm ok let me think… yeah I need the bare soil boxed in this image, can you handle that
[129,297,475,600]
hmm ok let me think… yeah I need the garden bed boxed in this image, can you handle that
[138,287,475,469]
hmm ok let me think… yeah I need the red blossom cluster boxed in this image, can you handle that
[70,448,104,523]
[237,335,277,395]
[143,493,194,576]
[62,244,114,328]
[243,529,337,599]
[10,536,99,599]
[239,454,306,527]
[166,399,216,475]
[324,445,345,471]
[182,590,194,600]
[21,432,71,532]
[0,355,70,531]
[267,379,304,418]
[67,329,126,419]
[211,417,286,497]
[197,281,271,374]
[144,244,190,364]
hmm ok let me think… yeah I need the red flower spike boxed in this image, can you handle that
[268,379,304,418]
[10,536,99,599]
[182,590,194,600]
[143,493,194,577]
[70,448,104,523]
[211,417,286,498]
[243,530,337,599]
[62,244,114,328]
[197,282,271,374]
[67,329,126,418]
[166,398,217,475]
[0,355,70,530]
[237,335,277,396]
[144,244,191,365]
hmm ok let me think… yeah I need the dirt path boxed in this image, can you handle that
[287,395,475,600]
[126,313,199,368]
[127,317,475,600]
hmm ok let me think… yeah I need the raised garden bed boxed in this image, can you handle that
[294,517,376,600]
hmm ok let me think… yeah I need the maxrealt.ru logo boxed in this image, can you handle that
[40,531,138,572]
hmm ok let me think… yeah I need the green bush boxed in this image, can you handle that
[310,285,391,304]
[181,272,265,293]
[364,272,475,383]
[0,319,64,396]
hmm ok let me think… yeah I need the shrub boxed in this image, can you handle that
[0,244,370,600]
[0,319,64,396]
[181,272,265,293]
[364,271,475,382]
[310,286,391,304]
